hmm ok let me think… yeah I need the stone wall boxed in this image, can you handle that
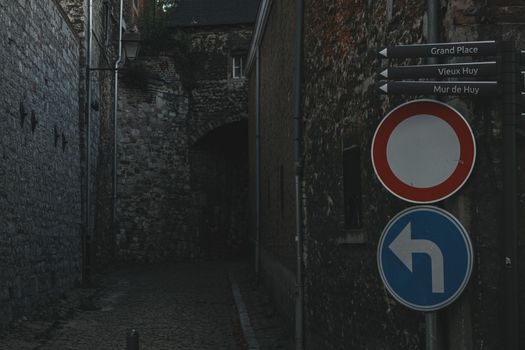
[249,0,525,349]
[188,26,253,143]
[0,0,81,328]
[116,25,252,262]
[301,0,525,349]
[58,0,124,270]
[117,56,194,262]
[302,2,426,347]
[88,0,119,270]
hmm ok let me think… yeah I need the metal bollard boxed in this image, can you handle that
[126,329,139,350]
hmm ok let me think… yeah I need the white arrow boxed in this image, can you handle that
[389,222,445,293]
[380,69,388,78]
[379,83,388,93]
[379,48,388,57]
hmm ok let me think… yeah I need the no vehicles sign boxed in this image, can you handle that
[371,99,476,203]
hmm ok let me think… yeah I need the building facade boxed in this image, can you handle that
[0,0,81,328]
[248,0,525,349]
[115,0,259,262]
[0,0,260,330]
[0,0,141,328]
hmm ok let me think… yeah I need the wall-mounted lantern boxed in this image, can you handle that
[122,31,141,62]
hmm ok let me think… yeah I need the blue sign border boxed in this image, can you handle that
[377,206,474,312]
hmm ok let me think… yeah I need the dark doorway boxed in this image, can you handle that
[190,120,248,259]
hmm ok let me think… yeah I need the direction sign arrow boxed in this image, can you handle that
[378,81,498,96]
[378,41,497,58]
[389,222,444,293]
[380,61,497,79]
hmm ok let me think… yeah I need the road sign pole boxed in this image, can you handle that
[426,312,443,350]
[500,41,519,350]
[425,5,441,344]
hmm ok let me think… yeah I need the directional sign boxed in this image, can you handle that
[378,41,497,59]
[380,62,497,80]
[378,81,498,96]
[377,206,473,312]
[371,99,476,203]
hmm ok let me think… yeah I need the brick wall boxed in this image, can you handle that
[246,0,299,331]
[258,0,297,272]
[0,0,81,328]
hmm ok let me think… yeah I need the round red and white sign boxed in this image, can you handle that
[371,99,476,203]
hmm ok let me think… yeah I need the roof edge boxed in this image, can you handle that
[167,21,254,29]
[245,0,272,74]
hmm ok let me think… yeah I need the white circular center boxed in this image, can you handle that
[386,114,461,188]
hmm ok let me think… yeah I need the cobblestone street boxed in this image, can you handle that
[0,262,291,350]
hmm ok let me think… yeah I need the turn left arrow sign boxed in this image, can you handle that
[389,222,445,293]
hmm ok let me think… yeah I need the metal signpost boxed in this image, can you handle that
[375,40,520,349]
[377,206,473,312]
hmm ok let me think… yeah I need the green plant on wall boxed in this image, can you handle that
[170,30,197,91]
[139,0,197,91]
[140,0,175,52]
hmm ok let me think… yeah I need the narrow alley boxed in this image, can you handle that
[3,0,525,349]
[0,263,292,350]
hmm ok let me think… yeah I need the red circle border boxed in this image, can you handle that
[371,99,476,203]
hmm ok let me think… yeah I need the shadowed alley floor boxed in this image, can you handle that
[0,262,293,350]
[1,263,242,349]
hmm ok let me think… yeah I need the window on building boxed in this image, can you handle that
[103,1,110,46]
[232,55,245,79]
[343,141,363,229]
[132,0,140,23]
[280,165,284,218]
[267,178,271,209]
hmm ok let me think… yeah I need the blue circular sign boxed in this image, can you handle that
[377,206,473,312]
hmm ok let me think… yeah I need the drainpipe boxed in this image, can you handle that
[83,0,94,285]
[425,1,442,350]
[501,41,519,350]
[293,0,304,348]
[255,47,261,281]
[113,0,124,249]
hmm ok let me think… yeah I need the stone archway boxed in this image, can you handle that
[189,119,248,259]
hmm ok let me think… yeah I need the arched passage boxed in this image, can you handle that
[189,119,248,259]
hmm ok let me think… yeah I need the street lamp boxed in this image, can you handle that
[122,31,141,62]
